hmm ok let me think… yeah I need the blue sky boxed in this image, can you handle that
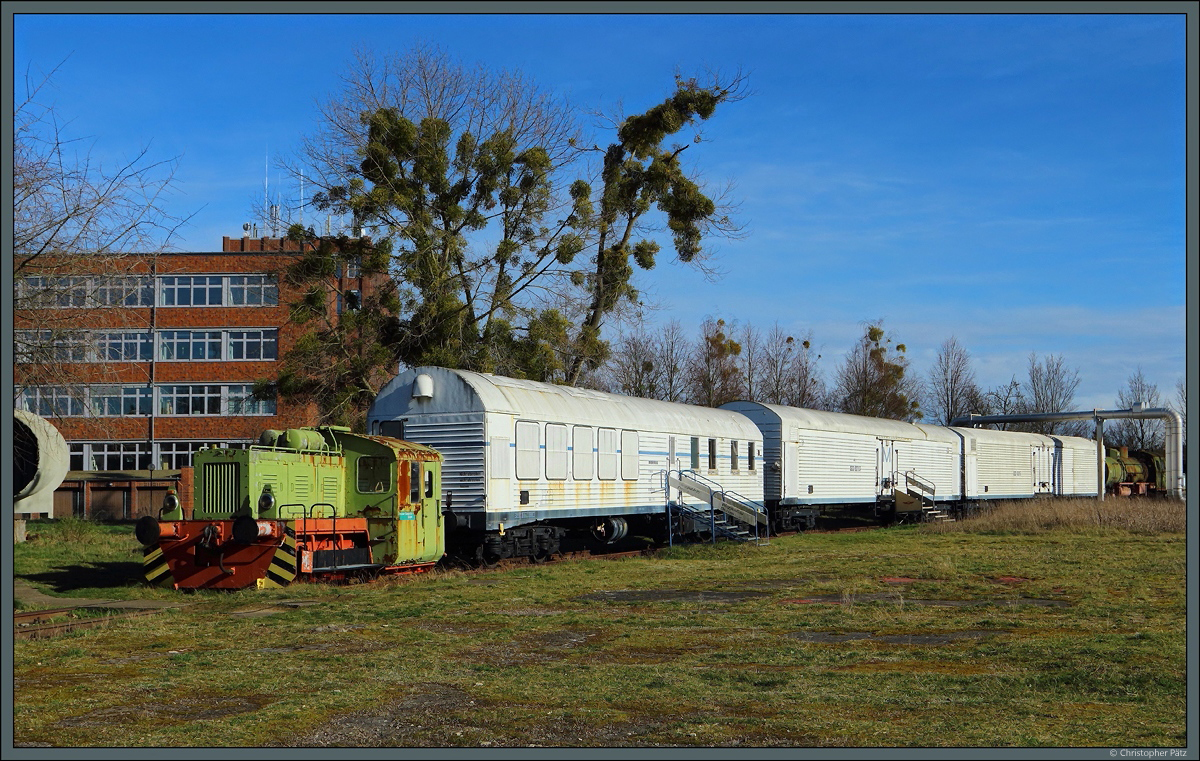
[11,10,1189,413]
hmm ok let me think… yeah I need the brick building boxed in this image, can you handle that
[14,236,386,518]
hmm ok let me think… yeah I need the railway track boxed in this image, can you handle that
[14,604,178,641]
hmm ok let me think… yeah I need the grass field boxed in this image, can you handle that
[11,500,1188,748]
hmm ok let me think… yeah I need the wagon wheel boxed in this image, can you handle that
[476,544,502,569]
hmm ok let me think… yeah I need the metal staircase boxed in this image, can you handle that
[659,469,769,545]
[894,470,954,523]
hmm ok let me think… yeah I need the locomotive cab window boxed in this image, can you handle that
[424,466,434,498]
[358,456,392,493]
[380,420,404,439]
[410,461,421,503]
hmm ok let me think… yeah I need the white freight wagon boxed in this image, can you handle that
[369,367,765,547]
[722,401,966,527]
[953,427,1099,500]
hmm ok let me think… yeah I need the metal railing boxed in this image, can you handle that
[659,469,769,546]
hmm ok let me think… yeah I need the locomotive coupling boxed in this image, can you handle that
[232,516,286,545]
[135,516,183,546]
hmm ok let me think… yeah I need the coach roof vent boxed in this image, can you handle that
[412,373,434,400]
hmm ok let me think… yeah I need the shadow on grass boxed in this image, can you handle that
[20,562,145,593]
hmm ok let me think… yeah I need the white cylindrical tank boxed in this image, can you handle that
[14,410,71,520]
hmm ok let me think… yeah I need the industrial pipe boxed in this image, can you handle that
[951,406,1184,501]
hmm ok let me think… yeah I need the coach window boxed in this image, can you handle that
[573,426,594,480]
[708,439,717,471]
[546,424,568,480]
[380,420,404,439]
[748,442,756,471]
[358,456,392,493]
[516,421,541,480]
[621,430,639,481]
[598,428,618,480]
[731,441,739,471]
[690,437,700,470]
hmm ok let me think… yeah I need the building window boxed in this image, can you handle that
[97,332,154,361]
[160,276,224,306]
[95,276,153,306]
[89,442,153,471]
[18,387,85,417]
[159,385,223,415]
[19,276,88,307]
[159,331,223,360]
[228,385,276,415]
[227,330,278,360]
[89,386,152,416]
[337,289,361,315]
[229,275,279,306]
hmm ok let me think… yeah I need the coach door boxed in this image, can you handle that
[877,440,897,496]
[784,441,799,498]
[1031,445,1053,494]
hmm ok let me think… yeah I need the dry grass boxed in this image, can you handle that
[923,497,1186,535]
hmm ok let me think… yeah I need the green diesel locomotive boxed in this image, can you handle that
[137,426,444,589]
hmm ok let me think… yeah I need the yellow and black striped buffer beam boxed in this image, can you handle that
[258,528,298,589]
[142,545,174,588]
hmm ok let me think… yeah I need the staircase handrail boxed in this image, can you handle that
[903,469,936,498]
[667,469,768,527]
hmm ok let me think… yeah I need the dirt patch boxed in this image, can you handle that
[834,660,998,675]
[790,630,1005,645]
[458,628,603,667]
[56,694,274,727]
[579,589,774,604]
[280,690,818,747]
[278,683,476,747]
[781,593,1068,608]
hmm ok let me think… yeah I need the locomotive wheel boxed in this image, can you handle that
[530,547,552,564]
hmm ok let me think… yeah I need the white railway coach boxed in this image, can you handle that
[722,402,967,528]
[953,427,1099,501]
[369,367,765,559]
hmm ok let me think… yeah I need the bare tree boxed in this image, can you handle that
[14,63,191,427]
[605,327,662,399]
[736,322,762,402]
[1021,353,1086,436]
[654,319,693,404]
[1172,377,1187,434]
[754,323,826,409]
[1109,368,1164,450]
[926,337,984,426]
